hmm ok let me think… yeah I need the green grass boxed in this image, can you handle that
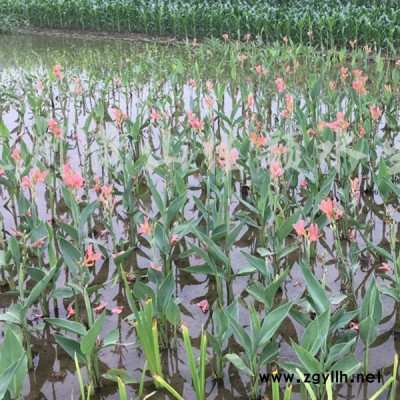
[0,0,399,49]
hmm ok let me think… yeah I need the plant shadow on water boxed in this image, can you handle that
[0,33,400,400]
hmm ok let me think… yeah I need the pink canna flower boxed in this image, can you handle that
[112,305,123,314]
[308,224,322,242]
[101,184,113,199]
[196,299,209,313]
[222,34,229,41]
[353,69,363,78]
[340,67,349,80]
[323,112,350,133]
[66,305,75,319]
[352,76,368,95]
[358,126,366,137]
[329,81,336,90]
[93,176,101,193]
[31,237,45,249]
[36,81,44,91]
[318,199,334,219]
[11,148,22,163]
[113,108,128,125]
[227,148,239,166]
[318,198,343,220]
[150,107,162,122]
[293,219,307,237]
[270,143,286,157]
[270,161,284,179]
[300,179,308,188]
[114,76,122,85]
[53,64,63,79]
[47,118,63,139]
[275,77,286,93]
[93,301,107,314]
[350,177,360,196]
[370,105,382,121]
[22,167,48,190]
[379,263,390,273]
[138,216,152,235]
[83,244,102,267]
[150,261,162,272]
[349,322,359,331]
[247,93,254,108]
[189,78,197,89]
[255,65,267,76]
[203,95,214,108]
[63,163,84,190]
[187,111,204,131]
[170,235,179,246]
[0,169,4,175]
[250,132,267,148]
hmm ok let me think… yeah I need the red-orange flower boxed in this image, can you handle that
[83,244,102,267]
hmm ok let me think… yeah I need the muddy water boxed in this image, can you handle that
[0,33,399,400]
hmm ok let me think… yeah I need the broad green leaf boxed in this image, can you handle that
[103,329,119,347]
[259,301,292,348]
[299,261,329,314]
[45,318,86,336]
[22,265,57,314]
[224,354,254,377]
[292,341,322,374]
[301,309,330,356]
[81,312,106,355]
[102,369,136,384]
[54,335,85,364]
[0,327,27,398]
[58,237,81,276]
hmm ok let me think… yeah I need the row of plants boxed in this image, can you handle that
[0,0,400,49]
[0,37,399,399]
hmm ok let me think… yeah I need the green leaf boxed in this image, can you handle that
[299,261,329,314]
[0,120,10,139]
[22,265,57,314]
[224,354,254,377]
[359,317,377,347]
[102,369,136,384]
[0,327,27,397]
[301,309,330,356]
[329,354,361,377]
[103,329,119,347]
[81,312,106,355]
[259,301,292,348]
[58,237,81,276]
[54,335,85,364]
[277,210,301,243]
[0,356,25,399]
[259,342,280,366]
[292,341,322,374]
[79,200,99,231]
[166,194,186,227]
[45,318,87,336]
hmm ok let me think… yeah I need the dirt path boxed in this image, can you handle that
[18,27,197,44]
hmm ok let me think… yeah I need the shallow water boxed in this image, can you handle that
[0,33,400,400]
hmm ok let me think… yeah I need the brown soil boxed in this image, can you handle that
[18,27,199,44]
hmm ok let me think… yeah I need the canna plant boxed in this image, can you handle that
[224,300,293,399]
[45,311,119,389]
[282,262,361,399]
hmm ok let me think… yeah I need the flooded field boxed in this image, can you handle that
[0,33,400,400]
